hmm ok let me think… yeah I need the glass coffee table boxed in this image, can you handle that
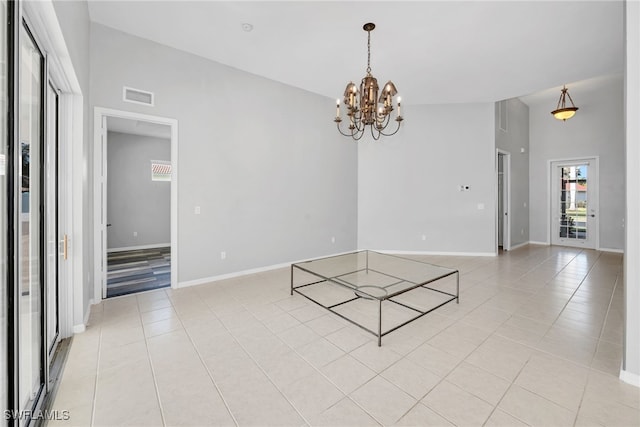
[291,250,459,346]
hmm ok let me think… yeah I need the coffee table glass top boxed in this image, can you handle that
[292,250,457,301]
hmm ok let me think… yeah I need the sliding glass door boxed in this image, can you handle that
[3,5,65,424]
[18,22,46,418]
[1,0,10,422]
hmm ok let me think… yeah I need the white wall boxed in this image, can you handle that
[90,23,358,284]
[358,103,496,254]
[528,75,625,250]
[495,98,530,248]
[623,0,640,384]
[107,131,170,250]
[52,0,92,321]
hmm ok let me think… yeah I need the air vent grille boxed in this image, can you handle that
[123,86,154,106]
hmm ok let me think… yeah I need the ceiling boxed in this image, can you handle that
[87,1,624,105]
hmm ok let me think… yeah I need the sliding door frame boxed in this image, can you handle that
[6,0,20,422]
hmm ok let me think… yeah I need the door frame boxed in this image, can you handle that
[548,156,600,249]
[93,107,179,302]
[496,149,511,252]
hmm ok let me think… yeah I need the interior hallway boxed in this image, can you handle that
[49,245,639,426]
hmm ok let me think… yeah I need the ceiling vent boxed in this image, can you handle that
[123,86,154,106]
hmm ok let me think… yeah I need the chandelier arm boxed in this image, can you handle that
[336,122,356,137]
[338,123,366,141]
[377,119,402,137]
[353,116,366,132]
[351,127,366,141]
[370,124,382,141]
[377,112,391,128]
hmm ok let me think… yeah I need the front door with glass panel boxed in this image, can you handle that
[551,159,598,249]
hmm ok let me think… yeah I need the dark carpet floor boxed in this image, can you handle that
[107,247,171,298]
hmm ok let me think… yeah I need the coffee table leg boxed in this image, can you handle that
[378,300,382,347]
[456,271,460,304]
[290,265,294,296]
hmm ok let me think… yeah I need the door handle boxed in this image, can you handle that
[590,214,596,217]
[107,223,112,227]
[62,234,68,260]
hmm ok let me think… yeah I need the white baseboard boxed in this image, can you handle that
[528,240,550,246]
[178,250,357,289]
[620,369,640,388]
[507,241,529,250]
[599,247,624,254]
[108,243,170,253]
[72,299,94,334]
[373,249,496,257]
[178,248,501,290]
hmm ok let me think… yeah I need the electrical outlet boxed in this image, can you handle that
[422,235,426,241]
[220,251,226,260]
[331,236,335,244]
[195,206,201,215]
[133,231,137,237]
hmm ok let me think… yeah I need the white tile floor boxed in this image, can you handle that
[49,245,640,426]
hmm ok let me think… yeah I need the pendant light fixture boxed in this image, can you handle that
[334,23,403,140]
[551,85,579,121]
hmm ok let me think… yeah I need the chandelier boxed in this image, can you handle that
[551,85,579,121]
[334,23,403,140]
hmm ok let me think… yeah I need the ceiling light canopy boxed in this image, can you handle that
[334,23,403,141]
[551,85,579,121]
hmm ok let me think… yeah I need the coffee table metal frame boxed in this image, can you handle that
[290,250,459,346]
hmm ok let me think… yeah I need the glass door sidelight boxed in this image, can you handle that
[18,21,46,418]
[45,82,60,359]
[551,160,597,249]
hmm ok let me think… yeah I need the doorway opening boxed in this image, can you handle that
[549,158,598,249]
[497,150,511,252]
[94,109,178,300]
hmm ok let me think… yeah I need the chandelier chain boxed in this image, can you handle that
[366,29,371,74]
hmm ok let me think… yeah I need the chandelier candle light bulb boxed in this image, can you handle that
[334,23,404,140]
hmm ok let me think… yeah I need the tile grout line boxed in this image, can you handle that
[166,298,240,427]
[214,307,316,427]
[137,296,167,427]
[570,269,623,426]
[90,314,103,427]
[275,293,445,426]
[273,281,397,424]
[482,352,536,427]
